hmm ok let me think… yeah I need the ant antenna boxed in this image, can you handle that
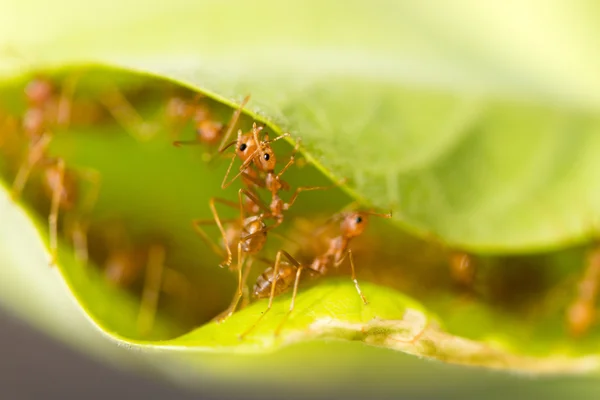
[361,209,393,219]
[206,95,251,165]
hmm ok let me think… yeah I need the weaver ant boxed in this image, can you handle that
[11,75,101,265]
[172,94,252,159]
[167,93,232,146]
[222,123,339,227]
[107,243,168,336]
[239,208,392,339]
[92,222,198,335]
[192,188,279,322]
[566,245,600,338]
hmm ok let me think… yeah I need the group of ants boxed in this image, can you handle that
[2,72,600,341]
[2,74,395,339]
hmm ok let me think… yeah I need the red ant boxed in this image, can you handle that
[11,76,101,265]
[222,123,340,226]
[566,246,600,338]
[239,208,392,339]
[172,95,252,153]
[105,243,168,336]
[94,223,174,336]
[167,93,233,146]
[192,188,278,322]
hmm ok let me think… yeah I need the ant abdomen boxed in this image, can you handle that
[253,262,297,299]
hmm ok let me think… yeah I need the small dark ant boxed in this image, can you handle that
[239,208,392,339]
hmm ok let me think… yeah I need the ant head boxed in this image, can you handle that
[249,123,277,171]
[254,143,277,171]
[236,132,258,162]
[25,77,54,106]
[340,212,369,238]
[338,208,392,238]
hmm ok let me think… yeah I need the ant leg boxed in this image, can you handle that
[239,188,270,216]
[275,139,300,179]
[56,72,82,128]
[274,265,305,337]
[264,132,291,145]
[99,86,158,142]
[221,153,256,189]
[215,95,250,153]
[240,259,254,309]
[11,132,53,200]
[341,249,368,305]
[215,248,254,323]
[219,141,241,189]
[70,218,89,266]
[192,217,237,266]
[240,170,266,190]
[284,180,346,211]
[48,158,66,266]
[238,250,284,339]
[68,167,101,266]
[192,197,240,268]
[77,166,102,215]
[137,244,166,336]
[239,250,299,339]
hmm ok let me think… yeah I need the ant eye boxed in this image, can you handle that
[239,143,247,151]
[355,216,363,224]
[263,153,270,161]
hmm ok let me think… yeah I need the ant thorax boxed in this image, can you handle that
[310,236,346,275]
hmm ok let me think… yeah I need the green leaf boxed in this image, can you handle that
[3,0,600,251]
[3,1,600,395]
